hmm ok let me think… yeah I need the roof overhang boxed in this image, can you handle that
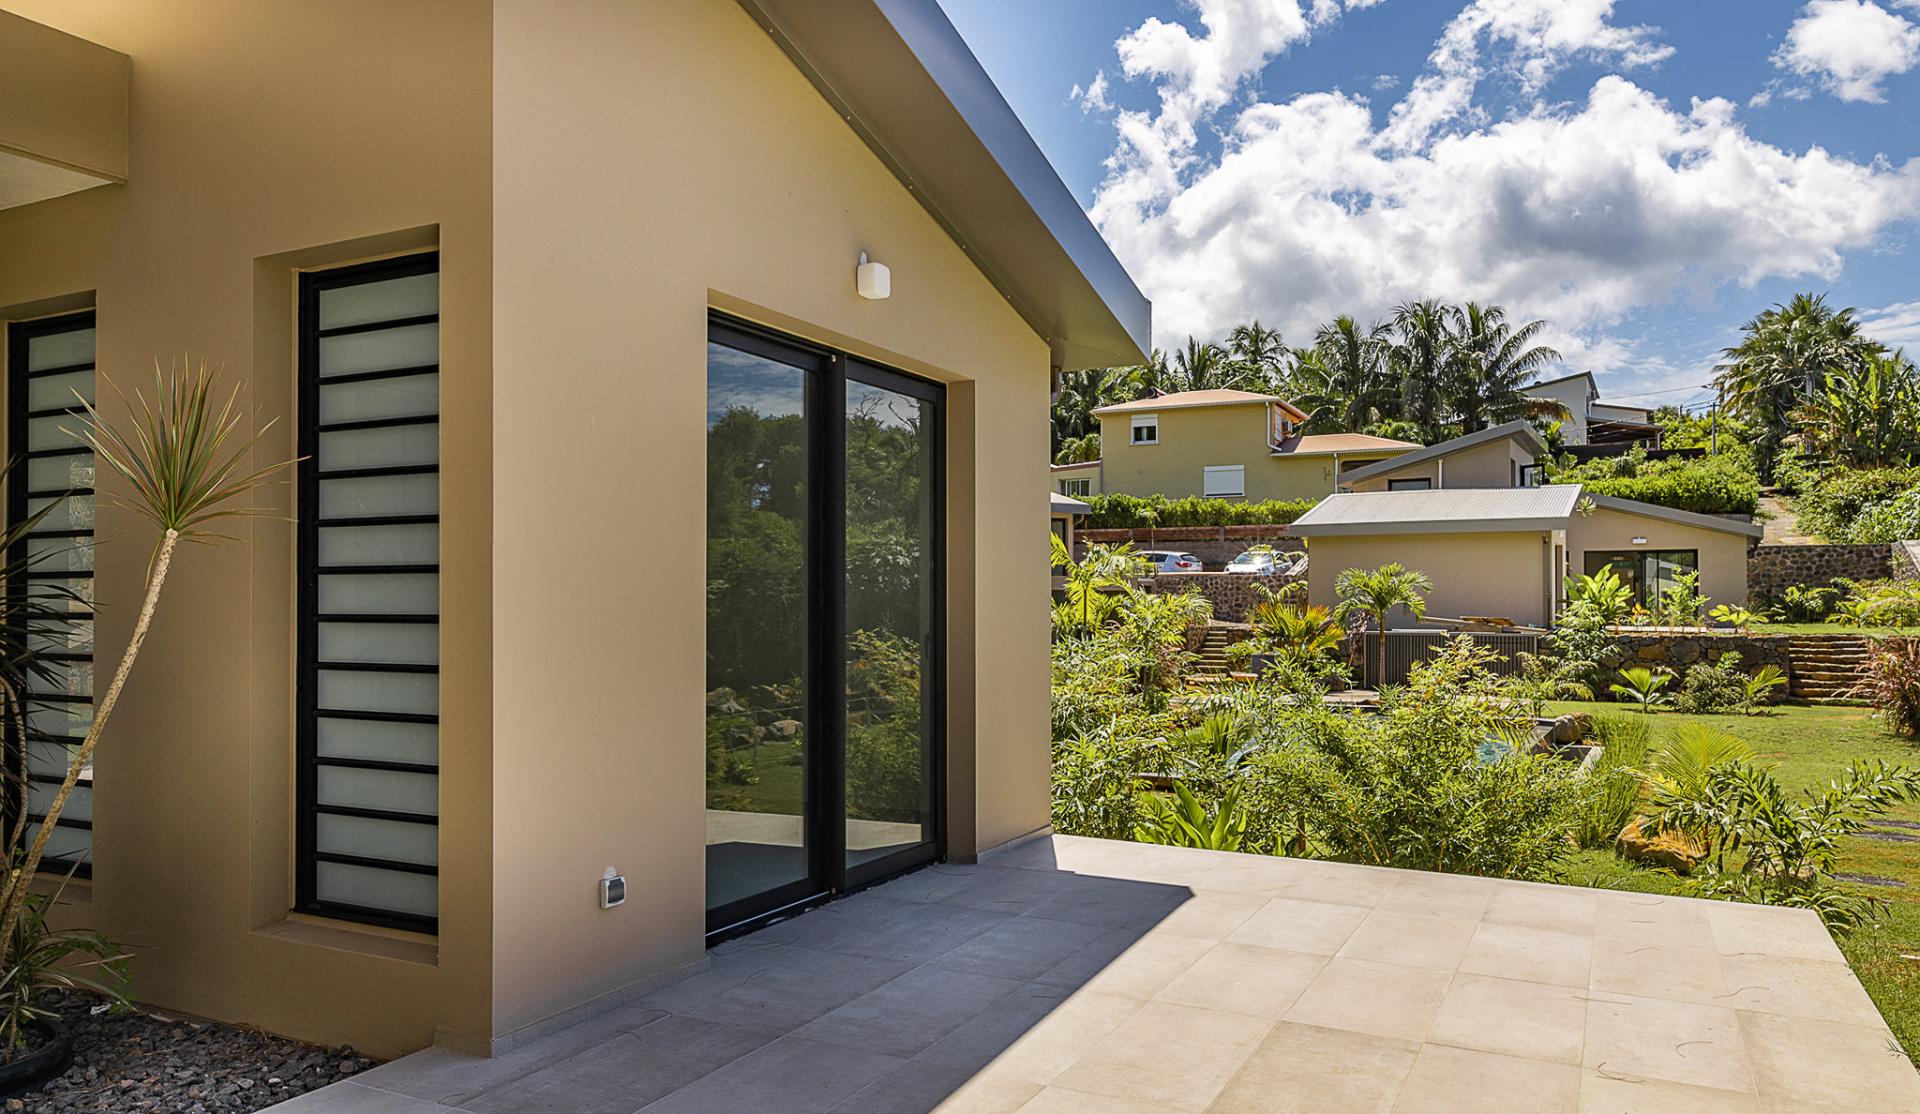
[1050,491,1092,515]
[1291,485,1582,537]
[736,0,1150,370]
[1586,494,1764,539]
[1292,517,1570,538]
[1339,419,1546,486]
[0,11,127,212]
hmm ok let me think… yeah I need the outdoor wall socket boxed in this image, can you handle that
[600,868,626,910]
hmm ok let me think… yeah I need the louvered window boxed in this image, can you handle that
[296,254,439,931]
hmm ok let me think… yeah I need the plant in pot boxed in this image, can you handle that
[0,361,290,1094]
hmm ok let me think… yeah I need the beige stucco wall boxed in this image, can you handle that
[0,8,128,182]
[0,0,493,1058]
[1567,506,1752,607]
[489,0,1053,1046]
[1098,404,1397,502]
[1051,460,1102,495]
[1347,436,1535,492]
[1305,531,1559,628]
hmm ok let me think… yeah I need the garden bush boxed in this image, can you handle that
[1572,714,1650,849]
[1794,465,1920,543]
[1081,492,1318,529]
[1548,450,1759,515]
[1673,652,1751,715]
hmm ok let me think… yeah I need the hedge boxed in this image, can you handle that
[1080,493,1319,529]
[1795,466,1920,543]
[1548,452,1759,516]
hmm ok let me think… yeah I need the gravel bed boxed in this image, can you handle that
[7,994,373,1112]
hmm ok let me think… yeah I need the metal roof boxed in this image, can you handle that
[1093,389,1290,416]
[1339,420,1547,486]
[1588,494,1764,539]
[1290,485,1584,536]
[736,0,1150,370]
[1050,491,1092,515]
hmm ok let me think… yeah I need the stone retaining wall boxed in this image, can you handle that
[1898,541,1920,580]
[1748,544,1897,600]
[1596,633,1793,691]
[1076,525,1301,571]
[1140,570,1305,623]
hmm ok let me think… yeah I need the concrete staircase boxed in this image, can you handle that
[1786,635,1874,704]
[1193,625,1247,677]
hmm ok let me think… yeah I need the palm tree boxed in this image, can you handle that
[1713,292,1881,476]
[1051,363,1150,456]
[1387,299,1453,436]
[1291,316,1395,433]
[1226,321,1287,392]
[1158,338,1245,394]
[1447,303,1563,432]
[1334,563,1434,686]
[1053,432,1101,465]
[1791,349,1919,469]
[1247,599,1344,666]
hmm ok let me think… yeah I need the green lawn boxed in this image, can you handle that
[1748,623,1914,637]
[1550,700,1920,1064]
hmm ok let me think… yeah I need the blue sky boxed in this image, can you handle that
[940,0,1920,412]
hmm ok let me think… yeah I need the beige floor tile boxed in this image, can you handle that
[1483,880,1600,933]
[1281,958,1452,1042]
[1373,870,1495,922]
[1337,909,1478,972]
[1139,891,1269,941]
[1426,972,1588,1065]
[1738,1009,1920,1110]
[1591,891,1712,941]
[1578,1070,1765,1113]
[1699,900,1844,963]
[1014,1086,1174,1114]
[1224,896,1369,956]
[1590,934,1729,1005]
[1458,921,1593,988]
[1206,1021,1419,1113]
[1389,1044,1580,1113]
[1583,993,1754,1093]
[1050,1001,1275,1113]
[1042,929,1214,1000]
[1155,942,1326,1019]
[916,988,1142,1086]
[1265,860,1399,908]
[1716,953,1886,1025]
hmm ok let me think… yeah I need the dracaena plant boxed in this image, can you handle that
[0,360,292,971]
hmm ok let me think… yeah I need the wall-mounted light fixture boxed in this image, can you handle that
[856,251,891,300]
[1631,536,1648,546]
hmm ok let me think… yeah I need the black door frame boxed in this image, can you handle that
[704,316,946,940]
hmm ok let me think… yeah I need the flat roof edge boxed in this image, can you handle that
[1587,494,1765,538]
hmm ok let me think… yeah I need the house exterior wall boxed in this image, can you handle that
[1051,460,1102,496]
[1097,404,1399,502]
[1527,378,1591,444]
[1566,506,1752,608]
[1305,531,1556,628]
[1346,436,1535,492]
[490,0,1052,1048]
[0,0,1063,1061]
[0,0,494,1059]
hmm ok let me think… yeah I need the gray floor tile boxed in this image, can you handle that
[828,902,1015,965]
[635,1035,903,1113]
[795,964,1029,1057]
[668,945,916,1030]
[455,1016,782,1113]
[266,1082,456,1113]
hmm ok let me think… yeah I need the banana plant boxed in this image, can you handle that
[1133,782,1249,851]
[1609,666,1673,712]
[1708,604,1766,631]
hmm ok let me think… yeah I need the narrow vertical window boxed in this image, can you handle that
[6,312,97,873]
[297,254,439,931]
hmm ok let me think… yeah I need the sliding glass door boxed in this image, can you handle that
[705,318,942,936]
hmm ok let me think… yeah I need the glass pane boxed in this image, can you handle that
[26,414,88,452]
[27,454,93,492]
[25,535,92,574]
[315,861,435,918]
[26,739,88,779]
[319,373,437,424]
[26,328,94,372]
[317,765,437,815]
[28,823,91,866]
[319,473,438,519]
[317,813,437,866]
[319,424,439,470]
[28,782,91,823]
[318,323,438,378]
[29,659,92,701]
[26,370,94,411]
[318,523,438,566]
[28,618,92,657]
[705,339,811,915]
[319,622,438,665]
[843,376,936,869]
[27,495,94,532]
[317,717,438,766]
[318,273,439,330]
[25,577,92,612]
[318,573,437,615]
[27,707,91,745]
[317,669,437,717]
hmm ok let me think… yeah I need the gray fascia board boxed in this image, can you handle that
[1290,519,1568,538]
[736,0,1151,369]
[1339,420,1545,485]
[1586,494,1765,539]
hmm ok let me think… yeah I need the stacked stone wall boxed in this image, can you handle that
[1748,544,1896,600]
[1076,525,1301,571]
[1596,633,1793,692]
[1139,570,1305,623]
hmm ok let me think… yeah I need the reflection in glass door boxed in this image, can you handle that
[705,321,944,936]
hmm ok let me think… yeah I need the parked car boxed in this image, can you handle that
[1225,549,1285,574]
[1141,550,1204,573]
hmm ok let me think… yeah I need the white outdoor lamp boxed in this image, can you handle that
[856,251,891,300]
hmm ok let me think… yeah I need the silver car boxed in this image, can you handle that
[1225,549,1294,574]
[1140,550,1204,573]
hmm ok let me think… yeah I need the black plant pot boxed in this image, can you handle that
[0,1022,73,1099]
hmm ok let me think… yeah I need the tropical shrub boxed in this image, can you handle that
[1673,652,1751,715]
[1794,465,1920,543]
[1744,666,1790,710]
[1766,582,1842,623]
[1652,570,1708,627]
[1610,666,1673,711]
[1549,450,1759,515]
[1134,783,1250,851]
[1572,714,1651,849]
[1566,565,1634,625]
[1708,604,1766,631]
[1081,493,1318,529]
[1335,563,1433,685]
[1853,639,1920,737]
[1,887,130,1053]
[1828,580,1920,628]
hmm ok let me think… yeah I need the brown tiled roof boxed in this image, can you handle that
[1272,433,1420,456]
[1093,389,1304,418]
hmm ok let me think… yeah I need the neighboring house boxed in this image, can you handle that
[1050,490,1090,590]
[1342,420,1547,492]
[1090,389,1418,502]
[1051,458,1101,498]
[1297,423,1763,626]
[0,0,1148,1060]
[1523,370,1660,448]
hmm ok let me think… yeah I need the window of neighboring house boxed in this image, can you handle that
[1583,549,1697,607]
[297,252,441,932]
[1387,478,1432,491]
[1518,463,1547,488]
[1059,478,1092,497]
[1130,414,1158,445]
[1202,465,1244,498]
[6,311,97,876]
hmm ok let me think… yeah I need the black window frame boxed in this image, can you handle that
[295,252,441,934]
[704,314,947,941]
[4,310,98,878]
[1582,548,1699,608]
[1387,478,1433,491]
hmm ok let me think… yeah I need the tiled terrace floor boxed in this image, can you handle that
[275,835,1920,1113]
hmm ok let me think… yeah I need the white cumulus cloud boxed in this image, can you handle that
[1078,0,1920,382]
[1772,0,1920,104]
